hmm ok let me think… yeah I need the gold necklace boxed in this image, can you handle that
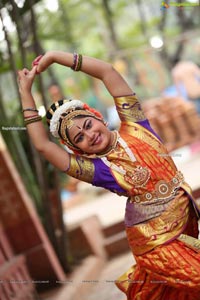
[100,134,151,188]
[100,133,136,174]
[96,130,118,157]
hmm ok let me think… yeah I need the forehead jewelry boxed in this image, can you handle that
[67,119,74,129]
[60,111,76,130]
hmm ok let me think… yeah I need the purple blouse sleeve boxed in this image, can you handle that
[92,158,127,195]
[65,154,127,195]
[137,119,162,141]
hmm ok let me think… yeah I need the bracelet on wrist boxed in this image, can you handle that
[71,53,78,70]
[71,53,82,72]
[24,115,42,126]
[24,114,39,119]
[22,108,39,113]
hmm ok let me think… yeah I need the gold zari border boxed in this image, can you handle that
[177,234,200,253]
[114,95,146,122]
[129,171,184,203]
[66,155,95,183]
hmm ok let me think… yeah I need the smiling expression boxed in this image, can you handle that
[67,116,113,154]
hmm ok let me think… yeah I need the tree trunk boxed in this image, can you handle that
[135,0,148,39]
[59,0,77,51]
[101,0,119,57]
[9,0,27,67]
[0,5,21,101]
[26,0,70,272]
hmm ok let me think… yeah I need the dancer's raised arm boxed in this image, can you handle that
[35,51,133,97]
[18,66,70,171]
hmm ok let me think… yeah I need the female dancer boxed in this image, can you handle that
[18,51,200,299]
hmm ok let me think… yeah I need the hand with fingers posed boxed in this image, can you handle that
[32,52,55,74]
[17,66,37,96]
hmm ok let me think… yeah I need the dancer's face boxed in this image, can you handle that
[67,116,113,154]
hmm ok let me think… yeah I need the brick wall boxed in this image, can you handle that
[143,97,200,151]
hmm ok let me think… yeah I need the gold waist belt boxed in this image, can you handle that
[129,171,185,204]
[177,234,200,253]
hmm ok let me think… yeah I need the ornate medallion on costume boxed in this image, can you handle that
[124,166,151,187]
[100,133,151,188]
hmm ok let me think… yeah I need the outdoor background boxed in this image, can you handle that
[0,1,200,299]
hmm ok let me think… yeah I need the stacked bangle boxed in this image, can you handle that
[24,114,39,119]
[24,115,42,126]
[22,107,42,125]
[71,53,82,71]
[22,108,39,113]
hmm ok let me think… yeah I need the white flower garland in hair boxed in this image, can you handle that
[50,99,84,137]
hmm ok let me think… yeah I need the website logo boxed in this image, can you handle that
[161,1,200,10]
